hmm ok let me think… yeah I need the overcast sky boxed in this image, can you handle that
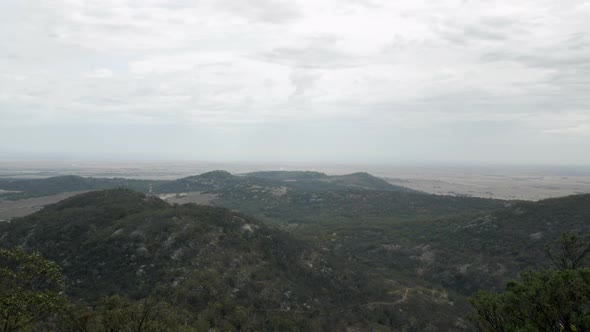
[1,0,589,165]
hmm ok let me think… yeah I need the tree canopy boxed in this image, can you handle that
[471,233,590,332]
[0,248,66,332]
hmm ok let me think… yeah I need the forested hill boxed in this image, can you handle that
[293,193,590,299]
[243,170,327,181]
[156,170,417,194]
[242,171,414,192]
[0,189,437,331]
[153,171,506,223]
[0,189,320,303]
[0,170,414,201]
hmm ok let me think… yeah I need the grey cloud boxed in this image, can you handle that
[257,35,363,69]
[462,25,507,41]
[431,16,521,46]
[342,0,384,9]
[567,33,590,51]
[479,18,590,67]
[479,16,521,28]
[260,47,360,68]
[481,36,590,97]
[1,0,589,164]
[290,69,322,98]
[215,0,303,24]
[482,51,590,69]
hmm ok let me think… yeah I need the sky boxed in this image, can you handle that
[1,0,589,165]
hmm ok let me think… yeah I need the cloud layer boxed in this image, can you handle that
[1,0,589,164]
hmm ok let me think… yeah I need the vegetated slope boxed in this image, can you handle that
[0,189,464,331]
[153,171,505,224]
[320,172,409,191]
[214,188,508,224]
[156,170,417,195]
[294,194,590,299]
[0,170,415,202]
[155,170,276,193]
[0,175,157,200]
[243,170,328,181]
[242,171,416,192]
[409,193,590,293]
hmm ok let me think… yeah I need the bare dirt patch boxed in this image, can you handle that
[0,189,20,194]
[386,174,590,201]
[160,192,217,205]
[0,191,87,221]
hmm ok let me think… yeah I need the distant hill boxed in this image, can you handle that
[0,171,416,202]
[243,170,416,192]
[0,175,157,200]
[322,172,403,191]
[243,170,328,181]
[156,170,417,195]
[148,171,504,224]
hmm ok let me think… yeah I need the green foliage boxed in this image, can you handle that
[58,296,195,332]
[471,268,590,332]
[243,170,328,181]
[215,187,505,225]
[0,248,66,332]
[545,232,590,270]
[242,171,413,191]
[0,171,415,202]
[156,170,417,195]
[471,233,590,331]
[0,190,390,330]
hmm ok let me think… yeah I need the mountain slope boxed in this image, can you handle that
[293,194,590,298]
[321,172,407,191]
[414,193,590,292]
[242,170,328,181]
[0,189,432,331]
[156,170,417,195]
[3,177,587,330]
[243,170,417,192]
